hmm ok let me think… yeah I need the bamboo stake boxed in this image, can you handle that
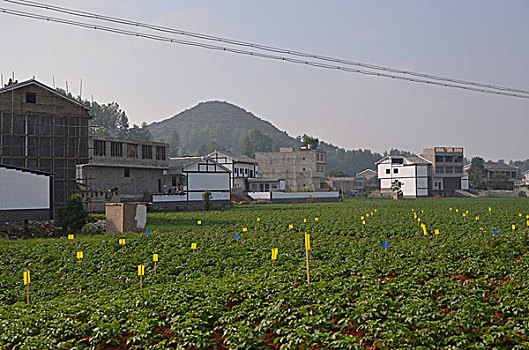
[305,247,310,284]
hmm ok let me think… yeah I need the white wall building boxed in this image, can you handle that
[376,155,432,198]
[156,157,231,209]
[208,150,258,192]
[0,164,53,221]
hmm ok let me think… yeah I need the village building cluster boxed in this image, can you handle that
[1,79,527,222]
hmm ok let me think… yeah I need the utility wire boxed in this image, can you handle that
[1,6,528,99]
[4,0,529,96]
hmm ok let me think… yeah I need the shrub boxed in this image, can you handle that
[55,194,89,234]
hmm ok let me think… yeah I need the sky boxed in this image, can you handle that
[1,0,528,161]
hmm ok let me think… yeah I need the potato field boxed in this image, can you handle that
[1,198,529,349]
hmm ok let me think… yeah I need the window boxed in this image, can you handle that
[127,144,138,158]
[302,157,305,161]
[94,140,106,156]
[245,168,248,175]
[393,168,398,174]
[156,146,166,160]
[391,158,403,164]
[386,169,390,174]
[250,170,254,177]
[124,168,130,177]
[142,145,153,159]
[26,92,36,103]
[303,168,306,171]
[111,142,122,157]
[436,167,444,174]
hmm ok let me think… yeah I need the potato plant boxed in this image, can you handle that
[1,198,529,349]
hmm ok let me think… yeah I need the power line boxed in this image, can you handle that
[4,0,529,97]
[5,0,529,96]
[1,5,528,99]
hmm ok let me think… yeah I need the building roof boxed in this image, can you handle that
[484,161,519,171]
[208,150,257,164]
[356,169,377,178]
[0,79,91,111]
[168,156,231,173]
[375,155,431,165]
[0,163,53,176]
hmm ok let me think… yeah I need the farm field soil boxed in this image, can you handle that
[1,198,529,349]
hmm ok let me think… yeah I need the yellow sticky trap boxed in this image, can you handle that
[288,224,293,229]
[119,238,126,245]
[68,234,74,240]
[304,233,311,250]
[197,220,202,225]
[526,215,529,219]
[434,229,439,235]
[519,213,523,217]
[488,207,492,212]
[414,213,417,219]
[77,251,83,259]
[315,217,319,222]
[303,218,307,223]
[421,210,424,213]
[475,216,479,221]
[449,208,452,211]
[153,253,158,262]
[370,212,373,216]
[366,213,370,217]
[526,220,529,227]
[243,227,247,232]
[362,220,366,225]
[257,217,260,222]
[138,265,144,276]
[374,209,377,213]
[361,216,364,220]
[191,242,197,250]
[417,218,421,223]
[512,224,516,231]
[421,224,427,236]
[479,227,484,231]
[456,209,459,213]
[412,208,414,212]
[23,270,30,285]
[271,248,278,260]
[462,213,466,217]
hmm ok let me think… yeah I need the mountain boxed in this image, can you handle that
[147,100,413,176]
[148,101,297,155]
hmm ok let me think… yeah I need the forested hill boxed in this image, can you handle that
[147,101,297,155]
[147,100,413,176]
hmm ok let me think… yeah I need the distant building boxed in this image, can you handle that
[356,169,377,180]
[422,147,464,196]
[0,79,91,207]
[255,147,326,192]
[523,170,529,183]
[207,150,258,192]
[326,171,378,198]
[483,161,521,181]
[155,156,231,210]
[376,155,431,198]
[76,135,168,203]
[0,163,53,222]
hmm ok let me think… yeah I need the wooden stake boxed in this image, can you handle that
[305,246,310,284]
[140,274,143,290]
[26,284,29,305]
[154,261,157,276]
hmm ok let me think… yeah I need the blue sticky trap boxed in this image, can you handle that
[382,242,389,249]
[234,234,240,240]
[146,230,150,235]
[493,229,498,235]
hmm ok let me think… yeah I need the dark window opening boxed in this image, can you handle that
[26,92,36,103]
[124,168,130,177]
[393,168,398,174]
[385,169,390,174]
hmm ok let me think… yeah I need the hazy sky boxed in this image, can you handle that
[1,0,528,160]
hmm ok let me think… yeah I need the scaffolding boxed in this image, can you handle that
[0,80,91,209]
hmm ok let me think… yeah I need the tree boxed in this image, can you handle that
[55,195,88,234]
[168,130,180,157]
[241,129,273,158]
[128,122,152,141]
[488,172,511,190]
[300,134,319,150]
[202,190,212,211]
[468,157,487,189]
[391,180,403,196]
[327,168,349,177]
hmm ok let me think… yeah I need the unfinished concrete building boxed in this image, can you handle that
[0,79,90,207]
[255,147,326,192]
[422,147,464,196]
[77,135,168,204]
